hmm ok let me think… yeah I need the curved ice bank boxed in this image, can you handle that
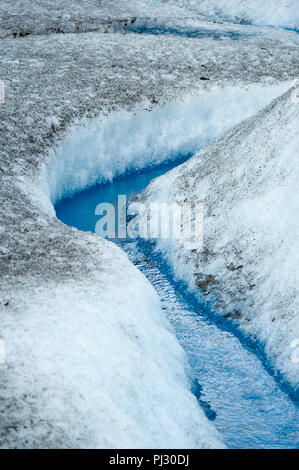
[138,87,299,395]
[160,0,299,30]
[45,83,290,207]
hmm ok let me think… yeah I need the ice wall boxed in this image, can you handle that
[46,83,289,207]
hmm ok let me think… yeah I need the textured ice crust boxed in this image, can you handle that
[138,89,299,393]
[46,84,290,205]
[161,0,299,30]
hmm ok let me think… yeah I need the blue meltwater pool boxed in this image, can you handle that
[55,157,299,449]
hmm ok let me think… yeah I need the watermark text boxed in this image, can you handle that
[95,196,203,249]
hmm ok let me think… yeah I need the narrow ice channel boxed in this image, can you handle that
[51,84,298,448]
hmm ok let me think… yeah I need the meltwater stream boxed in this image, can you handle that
[56,158,299,449]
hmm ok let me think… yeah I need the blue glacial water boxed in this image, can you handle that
[55,157,299,449]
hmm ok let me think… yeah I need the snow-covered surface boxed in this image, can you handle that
[0,0,298,448]
[161,0,299,30]
[138,88,299,392]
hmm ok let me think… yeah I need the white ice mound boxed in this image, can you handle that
[139,87,299,391]
[0,237,224,448]
[161,0,299,30]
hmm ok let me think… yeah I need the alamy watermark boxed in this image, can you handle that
[291,79,299,104]
[95,195,203,249]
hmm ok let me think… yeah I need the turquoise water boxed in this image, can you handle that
[55,158,299,449]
